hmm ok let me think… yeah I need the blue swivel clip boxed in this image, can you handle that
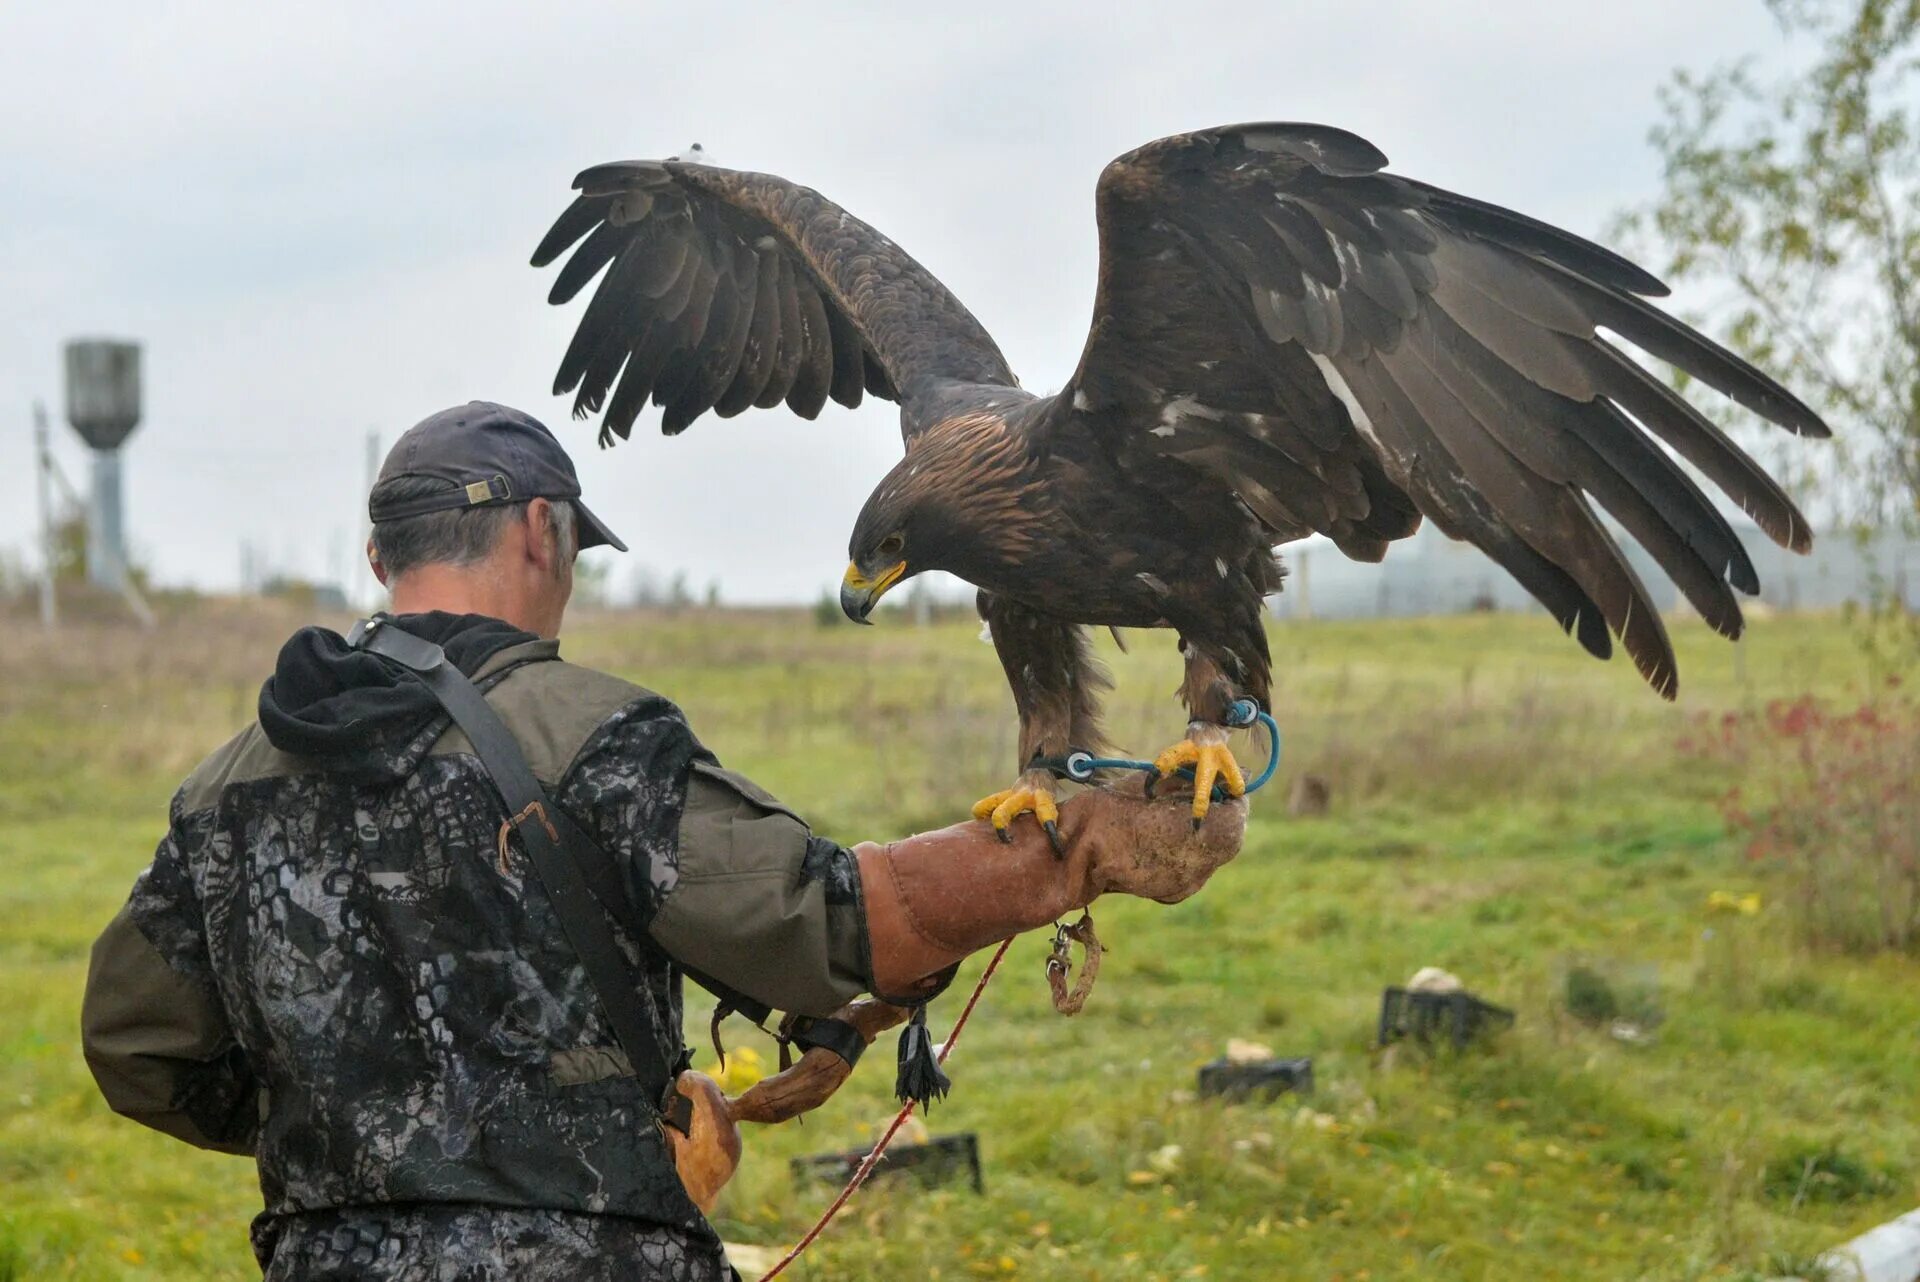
[1053,699,1282,801]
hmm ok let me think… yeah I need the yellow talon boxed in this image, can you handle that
[970,773,1063,851]
[1150,735,1247,825]
[990,786,1058,832]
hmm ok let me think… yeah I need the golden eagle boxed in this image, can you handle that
[531,123,1824,842]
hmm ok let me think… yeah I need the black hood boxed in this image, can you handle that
[259,612,540,780]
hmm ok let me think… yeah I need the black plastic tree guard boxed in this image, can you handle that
[1197,1057,1315,1101]
[1377,987,1515,1050]
[792,1132,984,1195]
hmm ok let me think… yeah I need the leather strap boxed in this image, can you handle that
[346,616,691,1131]
[783,1014,867,1070]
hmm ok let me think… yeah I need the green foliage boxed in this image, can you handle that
[2,607,1916,1278]
[1617,0,1920,525]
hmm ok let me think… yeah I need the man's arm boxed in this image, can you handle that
[81,812,258,1155]
[656,761,1244,1015]
[650,762,873,1016]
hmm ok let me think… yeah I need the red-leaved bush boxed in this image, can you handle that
[1681,683,1920,954]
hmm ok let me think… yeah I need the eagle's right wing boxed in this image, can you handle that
[1059,123,1825,698]
[533,159,1018,445]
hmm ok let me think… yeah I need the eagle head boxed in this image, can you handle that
[840,466,930,625]
[840,414,1038,623]
[841,414,1043,623]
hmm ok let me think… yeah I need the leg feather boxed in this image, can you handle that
[978,591,1113,770]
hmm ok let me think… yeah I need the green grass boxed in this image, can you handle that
[1,602,1915,1279]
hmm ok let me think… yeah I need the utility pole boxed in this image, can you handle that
[33,401,56,629]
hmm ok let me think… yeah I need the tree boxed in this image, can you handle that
[572,555,613,609]
[0,546,29,600]
[1618,0,1920,527]
[50,508,88,583]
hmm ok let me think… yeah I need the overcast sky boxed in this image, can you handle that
[0,2,1803,605]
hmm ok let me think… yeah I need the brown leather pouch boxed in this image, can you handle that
[670,1000,911,1210]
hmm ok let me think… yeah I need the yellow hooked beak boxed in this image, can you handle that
[839,560,907,624]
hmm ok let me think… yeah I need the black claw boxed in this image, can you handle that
[1042,820,1065,858]
[1142,768,1161,800]
[996,825,1013,845]
[1190,814,1205,834]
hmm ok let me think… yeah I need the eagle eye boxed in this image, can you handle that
[877,533,905,559]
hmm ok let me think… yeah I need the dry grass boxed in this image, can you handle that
[1,600,1916,1280]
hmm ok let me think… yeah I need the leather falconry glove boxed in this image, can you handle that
[857,779,1246,1000]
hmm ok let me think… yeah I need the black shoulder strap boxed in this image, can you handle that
[346,617,691,1129]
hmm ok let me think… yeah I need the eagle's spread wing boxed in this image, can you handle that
[1061,123,1825,697]
[533,160,1017,443]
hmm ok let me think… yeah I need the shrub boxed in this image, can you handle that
[1683,686,1920,954]
[1563,965,1619,1025]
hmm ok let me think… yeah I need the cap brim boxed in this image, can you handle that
[573,499,628,553]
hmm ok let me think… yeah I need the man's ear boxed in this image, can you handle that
[368,538,389,588]
[524,498,556,574]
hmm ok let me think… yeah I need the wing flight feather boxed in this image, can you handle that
[534,160,1017,445]
[1062,122,1827,697]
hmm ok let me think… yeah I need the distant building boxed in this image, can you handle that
[1270,523,1919,621]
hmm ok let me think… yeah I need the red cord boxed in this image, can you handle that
[756,937,1015,1280]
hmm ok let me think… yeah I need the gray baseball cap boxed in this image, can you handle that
[370,401,627,552]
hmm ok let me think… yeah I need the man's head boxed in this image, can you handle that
[366,402,625,638]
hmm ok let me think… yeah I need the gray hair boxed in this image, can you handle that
[369,474,576,580]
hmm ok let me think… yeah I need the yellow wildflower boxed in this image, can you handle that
[1707,890,1763,916]
[698,1044,765,1094]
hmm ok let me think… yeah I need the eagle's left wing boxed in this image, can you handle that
[534,158,1018,445]
[1060,123,1826,698]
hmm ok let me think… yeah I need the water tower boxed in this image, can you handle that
[64,339,142,590]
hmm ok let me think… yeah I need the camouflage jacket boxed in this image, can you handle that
[82,615,872,1277]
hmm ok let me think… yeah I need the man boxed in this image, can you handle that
[81,402,1245,1281]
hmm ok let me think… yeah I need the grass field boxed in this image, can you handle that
[2,600,1916,1280]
